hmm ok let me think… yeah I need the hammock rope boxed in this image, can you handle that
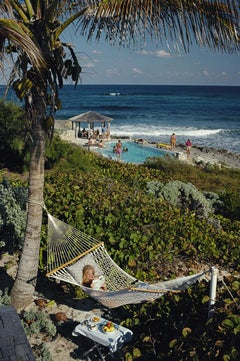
[46,213,210,308]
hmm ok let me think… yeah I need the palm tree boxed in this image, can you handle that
[0,0,239,309]
[1,0,86,308]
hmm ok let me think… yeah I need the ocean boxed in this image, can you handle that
[2,84,240,154]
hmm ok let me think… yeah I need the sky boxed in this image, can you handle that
[0,24,239,87]
[62,26,240,86]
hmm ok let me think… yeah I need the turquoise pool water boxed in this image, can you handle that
[94,141,174,163]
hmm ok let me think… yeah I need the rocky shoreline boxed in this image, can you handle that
[175,143,240,169]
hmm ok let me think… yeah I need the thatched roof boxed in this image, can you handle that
[69,111,113,124]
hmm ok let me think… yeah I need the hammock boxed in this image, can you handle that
[46,213,210,308]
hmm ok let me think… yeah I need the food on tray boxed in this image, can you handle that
[89,324,97,331]
[92,316,100,322]
[103,321,115,333]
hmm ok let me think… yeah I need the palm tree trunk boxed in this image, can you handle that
[11,101,46,310]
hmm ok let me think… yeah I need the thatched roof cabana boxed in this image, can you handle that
[69,111,113,139]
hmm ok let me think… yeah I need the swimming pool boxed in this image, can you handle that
[94,141,174,163]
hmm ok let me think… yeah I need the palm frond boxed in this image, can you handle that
[0,19,45,69]
[78,0,239,53]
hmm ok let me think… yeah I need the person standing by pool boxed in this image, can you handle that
[115,139,122,159]
[186,139,192,157]
[170,133,177,151]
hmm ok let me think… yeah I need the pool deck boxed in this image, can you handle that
[55,125,188,162]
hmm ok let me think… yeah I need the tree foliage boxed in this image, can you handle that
[0,100,27,170]
[80,0,240,53]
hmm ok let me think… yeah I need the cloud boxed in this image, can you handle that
[106,68,120,76]
[139,49,172,58]
[154,50,172,58]
[132,67,143,74]
[84,62,95,69]
[92,49,103,55]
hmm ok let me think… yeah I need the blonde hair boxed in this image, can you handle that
[82,264,95,285]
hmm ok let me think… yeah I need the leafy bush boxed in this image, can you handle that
[0,99,28,170]
[44,135,75,170]
[146,180,219,217]
[43,166,240,273]
[218,190,240,220]
[0,178,27,253]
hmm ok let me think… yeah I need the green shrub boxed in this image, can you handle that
[0,178,27,253]
[146,180,219,217]
[218,190,240,220]
[33,343,52,361]
[19,309,55,361]
[0,99,28,171]
[0,288,11,306]
[144,156,240,193]
[22,309,56,338]
[44,136,73,169]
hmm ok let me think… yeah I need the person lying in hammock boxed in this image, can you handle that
[82,264,107,291]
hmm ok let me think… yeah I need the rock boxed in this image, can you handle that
[54,312,67,322]
[35,298,47,309]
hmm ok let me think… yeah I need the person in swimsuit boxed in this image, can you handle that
[170,133,177,151]
[186,139,192,157]
[115,140,122,159]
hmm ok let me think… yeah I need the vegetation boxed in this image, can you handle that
[0,0,239,310]
[0,100,27,171]
[1,133,240,360]
[0,178,27,253]
[21,309,56,361]
[0,0,239,358]
[40,141,240,361]
[22,309,56,338]
[0,288,11,306]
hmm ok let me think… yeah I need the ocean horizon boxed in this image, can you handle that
[1,84,239,154]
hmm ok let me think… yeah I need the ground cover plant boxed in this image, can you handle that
[1,137,239,360]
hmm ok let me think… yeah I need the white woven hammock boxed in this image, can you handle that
[46,213,210,308]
